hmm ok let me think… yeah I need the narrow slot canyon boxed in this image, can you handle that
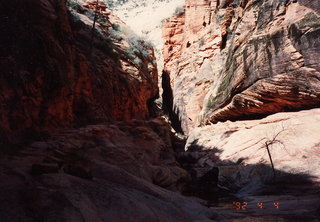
[0,0,320,221]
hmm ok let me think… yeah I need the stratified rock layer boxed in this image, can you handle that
[0,0,158,144]
[163,0,320,134]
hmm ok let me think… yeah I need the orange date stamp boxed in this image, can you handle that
[232,201,279,210]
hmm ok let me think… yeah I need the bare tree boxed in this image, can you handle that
[264,124,287,181]
[89,0,99,55]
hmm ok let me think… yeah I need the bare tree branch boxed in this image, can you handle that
[264,124,287,181]
[89,0,99,56]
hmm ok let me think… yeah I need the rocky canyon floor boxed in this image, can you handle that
[0,0,320,221]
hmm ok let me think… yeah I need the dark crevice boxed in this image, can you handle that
[161,71,183,134]
[220,32,228,50]
[147,93,159,118]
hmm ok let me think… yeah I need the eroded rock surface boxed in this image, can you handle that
[1,0,320,220]
[163,0,320,134]
[0,0,158,145]
[185,108,320,191]
[182,109,320,219]
[0,118,226,222]
[162,1,320,218]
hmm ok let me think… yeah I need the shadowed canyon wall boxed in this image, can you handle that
[0,2,230,221]
[0,0,158,145]
[163,0,320,134]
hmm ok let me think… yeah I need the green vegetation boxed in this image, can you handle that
[175,60,180,67]
[67,0,81,9]
[205,50,235,112]
[133,57,143,66]
[67,0,156,71]
[198,37,205,47]
[205,71,233,111]
[103,0,129,8]
[97,17,109,26]
[174,6,184,15]
[204,25,240,113]
[297,13,320,29]
[125,37,151,66]
[161,18,169,24]
[216,14,225,24]
[116,27,155,68]
[67,0,128,10]
[109,28,123,41]
[112,23,121,32]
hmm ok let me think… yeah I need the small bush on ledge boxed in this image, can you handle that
[174,6,184,16]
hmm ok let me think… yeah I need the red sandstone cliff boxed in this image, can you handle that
[163,0,320,134]
[0,1,225,221]
[163,1,320,208]
[0,0,319,220]
[0,0,158,145]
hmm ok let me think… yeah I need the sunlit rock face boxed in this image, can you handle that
[185,108,320,191]
[112,0,186,97]
[162,0,320,134]
[0,0,158,144]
